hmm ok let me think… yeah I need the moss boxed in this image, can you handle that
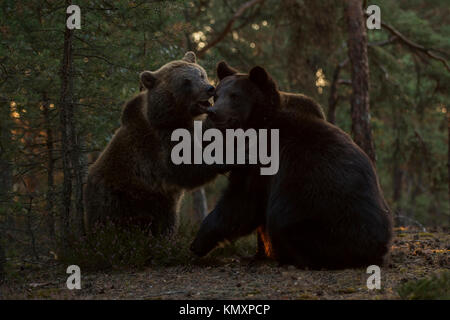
[418,232,434,238]
[31,288,63,299]
[297,293,318,299]
[338,287,357,294]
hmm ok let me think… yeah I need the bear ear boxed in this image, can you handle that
[217,61,238,80]
[249,66,271,88]
[182,51,197,63]
[140,71,157,90]
[249,66,279,107]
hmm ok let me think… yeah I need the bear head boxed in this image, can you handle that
[207,61,280,129]
[139,52,215,127]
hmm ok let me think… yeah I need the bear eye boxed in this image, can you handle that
[200,73,205,79]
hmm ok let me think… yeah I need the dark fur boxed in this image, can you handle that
[279,91,325,120]
[191,62,393,269]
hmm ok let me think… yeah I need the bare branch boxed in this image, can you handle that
[366,14,450,72]
[368,36,397,47]
[196,0,264,58]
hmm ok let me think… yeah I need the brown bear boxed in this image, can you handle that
[279,91,325,120]
[216,61,326,120]
[84,52,226,236]
[191,62,393,269]
[214,62,326,258]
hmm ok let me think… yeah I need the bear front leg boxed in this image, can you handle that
[166,130,256,190]
[190,206,225,257]
[145,192,179,238]
[190,178,264,256]
[149,207,177,238]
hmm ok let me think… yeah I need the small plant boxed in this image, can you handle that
[56,217,259,271]
[57,219,197,271]
[209,233,257,259]
[397,270,450,300]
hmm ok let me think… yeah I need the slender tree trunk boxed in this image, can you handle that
[409,172,422,223]
[59,0,75,244]
[183,5,194,52]
[0,239,5,282]
[42,94,56,241]
[25,195,39,261]
[0,117,12,207]
[448,107,450,218]
[58,0,86,238]
[327,67,339,124]
[72,132,86,235]
[328,59,348,124]
[192,189,208,224]
[345,0,376,163]
[0,112,12,281]
[392,137,404,225]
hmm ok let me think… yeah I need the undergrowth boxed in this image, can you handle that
[57,219,257,271]
[397,270,450,300]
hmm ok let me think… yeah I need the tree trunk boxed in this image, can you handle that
[345,0,376,163]
[327,67,339,125]
[327,59,348,124]
[0,117,12,207]
[42,94,56,241]
[392,137,404,225]
[0,111,12,282]
[0,240,5,283]
[59,0,75,244]
[192,189,208,224]
[71,132,86,235]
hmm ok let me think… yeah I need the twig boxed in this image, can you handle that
[365,14,450,72]
[395,214,427,232]
[196,0,264,58]
[142,290,186,298]
[368,36,397,47]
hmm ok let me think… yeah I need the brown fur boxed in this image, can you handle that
[279,91,325,120]
[192,62,392,269]
[84,52,221,236]
[216,62,325,121]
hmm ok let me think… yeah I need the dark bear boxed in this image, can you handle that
[191,62,393,269]
[84,52,225,236]
[279,91,325,120]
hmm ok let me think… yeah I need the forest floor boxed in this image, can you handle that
[1,227,449,300]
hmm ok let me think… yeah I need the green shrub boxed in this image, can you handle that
[397,270,450,300]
